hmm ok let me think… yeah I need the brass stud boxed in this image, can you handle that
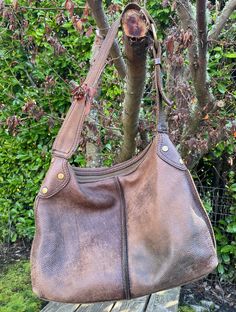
[162,145,169,152]
[179,158,184,164]
[42,187,48,194]
[57,173,64,180]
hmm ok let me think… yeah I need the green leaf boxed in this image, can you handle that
[226,223,236,233]
[222,254,230,264]
[213,46,223,52]
[217,83,226,94]
[229,183,236,192]
[224,52,236,58]
[217,263,224,274]
[221,245,235,253]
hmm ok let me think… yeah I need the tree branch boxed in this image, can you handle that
[118,6,149,162]
[87,0,126,79]
[176,0,198,84]
[209,0,236,41]
[86,31,103,167]
[175,0,216,163]
[196,0,208,107]
[176,0,214,110]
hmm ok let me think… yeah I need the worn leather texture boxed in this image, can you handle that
[31,133,218,303]
[30,3,218,304]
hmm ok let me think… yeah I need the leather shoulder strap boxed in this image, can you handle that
[52,4,170,160]
[52,19,121,159]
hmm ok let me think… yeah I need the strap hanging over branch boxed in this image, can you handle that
[52,3,172,159]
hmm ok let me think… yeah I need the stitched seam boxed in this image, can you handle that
[159,134,185,169]
[185,170,217,249]
[38,162,69,197]
[119,177,131,299]
[53,104,86,157]
[38,161,71,198]
[115,177,131,299]
[63,107,86,156]
[53,101,77,152]
[157,134,186,170]
[73,139,154,176]
[114,177,126,299]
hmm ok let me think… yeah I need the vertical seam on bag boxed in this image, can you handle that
[115,177,131,300]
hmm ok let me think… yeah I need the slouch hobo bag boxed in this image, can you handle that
[30,4,218,304]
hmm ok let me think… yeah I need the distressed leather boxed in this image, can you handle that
[30,3,218,304]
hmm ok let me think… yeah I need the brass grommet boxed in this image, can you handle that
[162,145,169,152]
[42,187,48,194]
[57,173,64,180]
[179,158,184,164]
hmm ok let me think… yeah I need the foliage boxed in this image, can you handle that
[178,306,195,312]
[0,0,94,242]
[196,132,236,282]
[0,260,42,312]
[0,0,235,283]
[214,189,236,282]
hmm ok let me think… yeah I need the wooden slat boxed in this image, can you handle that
[111,296,149,312]
[145,289,180,312]
[145,295,169,312]
[75,302,114,312]
[41,302,80,312]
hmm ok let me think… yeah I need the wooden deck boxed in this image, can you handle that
[41,289,180,312]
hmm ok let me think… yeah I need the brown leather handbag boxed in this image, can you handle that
[30,4,218,304]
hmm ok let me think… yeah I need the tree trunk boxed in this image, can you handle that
[118,7,150,162]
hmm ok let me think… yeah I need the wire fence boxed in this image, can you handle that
[196,184,236,287]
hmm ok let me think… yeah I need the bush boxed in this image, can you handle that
[178,306,195,312]
[0,260,43,312]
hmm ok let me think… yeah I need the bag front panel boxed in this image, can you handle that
[31,175,125,303]
[119,135,218,298]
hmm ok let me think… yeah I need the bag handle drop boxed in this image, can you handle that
[52,4,171,160]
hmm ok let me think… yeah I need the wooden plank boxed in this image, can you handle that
[145,295,169,312]
[41,302,80,312]
[75,302,114,312]
[111,296,149,312]
[145,288,180,312]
